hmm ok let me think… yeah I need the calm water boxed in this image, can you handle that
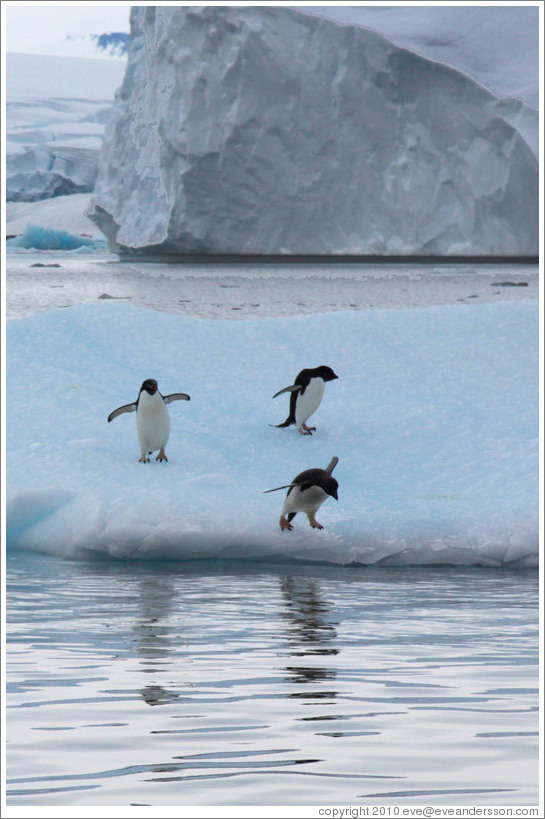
[6,254,538,319]
[5,552,539,807]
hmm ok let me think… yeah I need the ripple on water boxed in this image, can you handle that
[5,554,539,806]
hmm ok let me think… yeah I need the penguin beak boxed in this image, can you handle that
[331,489,338,500]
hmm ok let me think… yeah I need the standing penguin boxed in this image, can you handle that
[265,456,339,531]
[272,365,338,435]
[107,378,190,463]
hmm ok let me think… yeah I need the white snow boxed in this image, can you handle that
[5,52,126,101]
[88,6,538,257]
[6,194,103,238]
[6,299,538,567]
[301,6,539,109]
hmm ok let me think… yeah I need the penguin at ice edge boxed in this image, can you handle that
[272,365,338,435]
[264,456,339,531]
[107,378,190,462]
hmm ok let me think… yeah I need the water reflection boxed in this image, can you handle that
[140,684,180,707]
[280,576,339,698]
[133,575,181,706]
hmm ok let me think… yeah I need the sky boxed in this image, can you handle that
[4,2,131,54]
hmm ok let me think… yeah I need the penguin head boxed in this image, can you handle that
[140,378,158,396]
[316,365,339,382]
[324,475,339,500]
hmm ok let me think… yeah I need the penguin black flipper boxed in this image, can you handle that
[108,402,137,423]
[163,393,191,404]
[263,483,298,493]
[272,384,301,399]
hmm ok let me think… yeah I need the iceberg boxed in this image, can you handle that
[6,299,538,567]
[87,6,538,257]
[6,223,106,251]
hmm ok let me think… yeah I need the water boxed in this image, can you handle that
[5,551,539,807]
[6,254,538,320]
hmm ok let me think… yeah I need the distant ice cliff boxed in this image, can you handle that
[88,6,538,257]
[7,145,99,202]
[6,52,126,203]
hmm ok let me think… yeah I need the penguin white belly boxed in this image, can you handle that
[282,485,329,518]
[295,377,325,428]
[136,392,170,454]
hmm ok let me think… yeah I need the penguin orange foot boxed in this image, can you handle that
[301,423,316,435]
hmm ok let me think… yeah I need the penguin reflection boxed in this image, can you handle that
[280,577,339,695]
[134,574,181,706]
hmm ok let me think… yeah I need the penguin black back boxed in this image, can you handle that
[287,467,339,500]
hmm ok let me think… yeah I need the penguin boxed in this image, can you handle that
[272,365,338,435]
[264,456,339,531]
[107,378,190,462]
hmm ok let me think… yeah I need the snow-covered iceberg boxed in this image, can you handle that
[6,300,538,566]
[87,6,538,257]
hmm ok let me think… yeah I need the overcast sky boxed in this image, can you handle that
[5,3,131,53]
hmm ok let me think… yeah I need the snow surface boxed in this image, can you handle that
[6,299,538,567]
[5,193,102,238]
[88,6,538,257]
[5,52,125,101]
[302,5,540,109]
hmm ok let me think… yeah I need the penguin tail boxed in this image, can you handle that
[272,417,294,428]
[325,456,339,475]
